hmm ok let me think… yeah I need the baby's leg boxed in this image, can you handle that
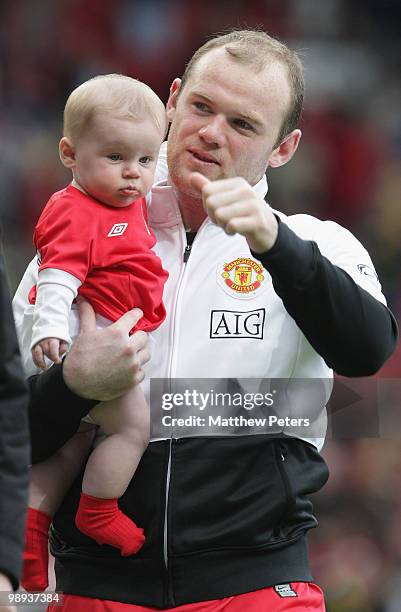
[82,385,149,497]
[30,424,96,514]
[23,426,95,592]
[75,386,149,556]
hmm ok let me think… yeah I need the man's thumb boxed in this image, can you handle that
[76,298,97,334]
[112,308,143,334]
[190,172,210,193]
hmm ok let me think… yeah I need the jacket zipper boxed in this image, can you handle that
[163,440,172,567]
[163,229,195,570]
[162,225,204,574]
[183,244,192,262]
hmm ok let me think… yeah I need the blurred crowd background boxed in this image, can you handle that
[0,1,400,610]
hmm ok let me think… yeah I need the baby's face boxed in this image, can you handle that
[73,112,164,207]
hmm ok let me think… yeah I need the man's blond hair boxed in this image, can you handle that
[63,74,166,142]
[180,30,304,146]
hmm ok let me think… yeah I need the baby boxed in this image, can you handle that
[20,74,168,591]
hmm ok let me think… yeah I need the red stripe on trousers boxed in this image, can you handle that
[48,582,325,611]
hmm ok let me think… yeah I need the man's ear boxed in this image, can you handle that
[166,78,182,122]
[59,137,76,169]
[268,129,302,168]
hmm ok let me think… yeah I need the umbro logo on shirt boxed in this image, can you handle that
[108,223,128,237]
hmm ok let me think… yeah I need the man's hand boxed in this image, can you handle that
[190,173,278,253]
[31,337,69,370]
[63,300,150,401]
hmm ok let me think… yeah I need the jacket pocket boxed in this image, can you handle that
[170,436,292,554]
[271,437,329,541]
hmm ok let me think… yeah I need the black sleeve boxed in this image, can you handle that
[252,218,398,377]
[28,364,97,464]
[0,249,30,590]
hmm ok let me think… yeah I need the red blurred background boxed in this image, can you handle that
[1,2,400,610]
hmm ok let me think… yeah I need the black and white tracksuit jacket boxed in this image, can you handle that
[15,149,397,607]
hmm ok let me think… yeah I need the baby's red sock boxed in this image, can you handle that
[22,507,51,592]
[75,493,145,556]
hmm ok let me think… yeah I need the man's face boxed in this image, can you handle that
[167,47,292,196]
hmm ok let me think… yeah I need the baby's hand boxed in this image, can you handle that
[32,337,70,370]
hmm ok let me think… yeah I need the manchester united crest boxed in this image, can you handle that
[217,257,267,299]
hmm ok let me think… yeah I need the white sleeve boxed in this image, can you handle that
[12,256,39,338]
[30,268,81,350]
[12,256,39,375]
[314,220,387,305]
[286,214,387,305]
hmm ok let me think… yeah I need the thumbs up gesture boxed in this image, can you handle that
[189,173,278,254]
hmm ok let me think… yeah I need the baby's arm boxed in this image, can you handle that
[31,337,69,370]
[30,268,81,369]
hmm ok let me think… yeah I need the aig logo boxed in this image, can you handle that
[210,308,266,339]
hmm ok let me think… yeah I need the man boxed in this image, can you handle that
[14,30,397,611]
[0,242,30,612]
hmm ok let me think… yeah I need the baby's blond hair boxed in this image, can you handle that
[63,74,167,142]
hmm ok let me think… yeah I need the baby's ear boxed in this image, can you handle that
[59,137,76,168]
